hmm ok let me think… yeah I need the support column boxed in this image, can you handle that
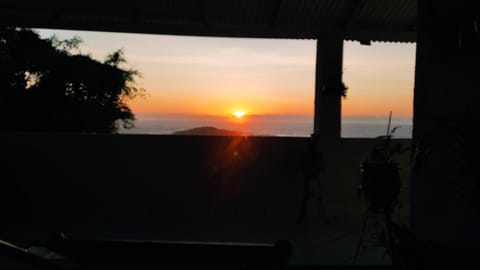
[412,0,480,259]
[313,38,343,142]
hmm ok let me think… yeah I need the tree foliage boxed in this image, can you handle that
[0,27,143,133]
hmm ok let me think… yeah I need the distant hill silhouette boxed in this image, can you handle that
[172,126,245,136]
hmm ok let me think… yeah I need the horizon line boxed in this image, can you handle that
[133,112,413,118]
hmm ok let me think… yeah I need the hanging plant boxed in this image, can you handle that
[323,77,348,98]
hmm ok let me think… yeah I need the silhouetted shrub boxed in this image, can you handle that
[0,27,143,133]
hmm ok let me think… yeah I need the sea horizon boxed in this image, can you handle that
[118,113,413,138]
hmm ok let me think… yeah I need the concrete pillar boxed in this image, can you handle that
[412,0,480,258]
[313,38,344,142]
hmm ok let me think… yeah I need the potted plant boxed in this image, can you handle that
[358,112,407,213]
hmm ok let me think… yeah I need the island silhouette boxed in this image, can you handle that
[172,126,246,136]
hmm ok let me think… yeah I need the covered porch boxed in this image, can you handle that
[1,0,479,268]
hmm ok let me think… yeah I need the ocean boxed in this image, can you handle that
[118,114,412,138]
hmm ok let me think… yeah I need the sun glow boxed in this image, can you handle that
[233,110,246,119]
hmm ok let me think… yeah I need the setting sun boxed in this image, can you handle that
[233,110,246,119]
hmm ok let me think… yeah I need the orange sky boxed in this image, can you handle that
[342,41,415,117]
[37,29,415,118]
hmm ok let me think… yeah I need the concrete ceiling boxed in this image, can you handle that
[0,0,416,42]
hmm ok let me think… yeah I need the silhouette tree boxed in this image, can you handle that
[0,27,143,133]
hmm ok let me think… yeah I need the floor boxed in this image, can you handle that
[2,204,406,268]
[136,206,399,267]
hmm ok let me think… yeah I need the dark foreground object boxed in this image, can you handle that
[2,235,292,269]
[4,232,475,270]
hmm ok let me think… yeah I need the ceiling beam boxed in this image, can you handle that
[344,0,367,31]
[196,0,209,27]
[271,0,284,27]
[408,18,417,31]
[129,0,140,24]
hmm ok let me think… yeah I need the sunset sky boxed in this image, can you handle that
[37,29,416,118]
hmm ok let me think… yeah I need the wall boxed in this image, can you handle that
[0,134,411,244]
[412,0,480,255]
